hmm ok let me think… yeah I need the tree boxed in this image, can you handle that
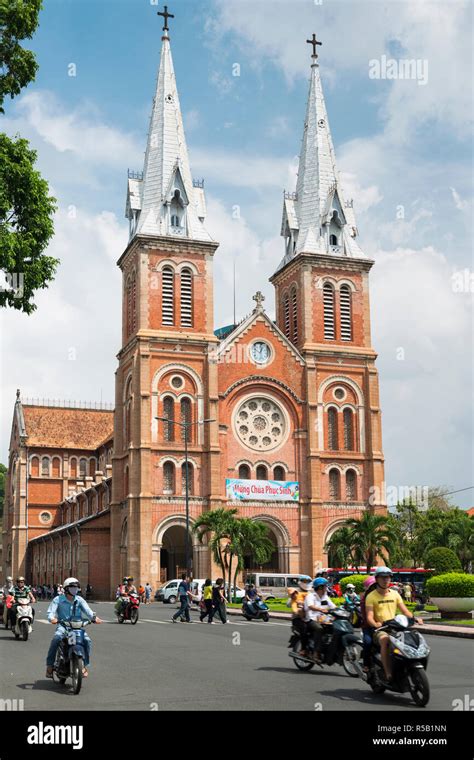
[447,517,474,573]
[391,500,427,566]
[323,526,355,569]
[1,0,58,313]
[0,134,58,312]
[228,519,273,601]
[0,0,42,112]
[193,508,237,585]
[344,512,395,573]
[424,547,462,575]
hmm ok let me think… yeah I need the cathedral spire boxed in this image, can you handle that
[125,8,212,243]
[277,35,364,271]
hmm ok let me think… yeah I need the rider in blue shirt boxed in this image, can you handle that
[46,577,102,678]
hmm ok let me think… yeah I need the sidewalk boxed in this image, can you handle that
[226,607,474,638]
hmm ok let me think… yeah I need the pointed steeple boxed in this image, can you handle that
[125,21,212,243]
[277,37,364,271]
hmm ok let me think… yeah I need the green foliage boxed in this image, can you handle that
[340,574,371,593]
[424,547,462,575]
[425,573,474,598]
[342,512,396,573]
[0,133,58,313]
[0,0,42,112]
[324,526,355,568]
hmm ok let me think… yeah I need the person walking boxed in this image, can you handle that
[145,583,152,605]
[172,574,191,623]
[210,578,227,624]
[199,579,214,623]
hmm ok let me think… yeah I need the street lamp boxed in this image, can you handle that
[155,414,215,577]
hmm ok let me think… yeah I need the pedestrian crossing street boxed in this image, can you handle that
[35,617,289,628]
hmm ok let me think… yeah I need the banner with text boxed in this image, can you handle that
[226,478,299,502]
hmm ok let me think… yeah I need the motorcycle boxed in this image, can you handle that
[116,592,140,624]
[12,598,34,641]
[343,599,362,628]
[359,615,430,707]
[242,598,270,622]
[289,607,362,677]
[52,619,92,695]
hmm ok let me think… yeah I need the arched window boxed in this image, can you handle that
[323,282,335,339]
[327,407,338,450]
[124,466,129,497]
[343,408,354,450]
[70,458,77,478]
[170,189,185,231]
[30,456,39,477]
[41,457,50,477]
[180,397,192,442]
[126,276,132,337]
[346,469,357,500]
[273,466,285,481]
[330,234,338,246]
[340,285,352,341]
[329,469,340,500]
[283,293,290,339]
[291,287,298,345]
[79,458,87,478]
[181,462,194,495]
[162,266,175,325]
[52,457,61,477]
[180,268,193,327]
[256,465,268,481]
[238,464,250,479]
[163,462,175,494]
[163,396,175,442]
[125,377,132,447]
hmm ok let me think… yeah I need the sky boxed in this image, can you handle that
[0,0,472,508]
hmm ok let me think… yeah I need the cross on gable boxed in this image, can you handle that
[158,5,174,33]
[306,33,322,59]
[253,291,265,311]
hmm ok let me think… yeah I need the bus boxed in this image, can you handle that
[323,567,433,599]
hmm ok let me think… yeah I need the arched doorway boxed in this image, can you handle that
[160,524,193,582]
[243,517,291,574]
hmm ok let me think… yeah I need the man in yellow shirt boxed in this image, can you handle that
[366,566,423,682]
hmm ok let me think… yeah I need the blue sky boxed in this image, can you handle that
[1,0,472,508]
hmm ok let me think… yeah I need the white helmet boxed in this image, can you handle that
[63,577,80,589]
[346,583,356,590]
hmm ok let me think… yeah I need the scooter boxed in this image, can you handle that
[116,592,140,624]
[359,615,431,707]
[12,598,34,641]
[242,598,269,622]
[289,607,362,677]
[52,619,92,695]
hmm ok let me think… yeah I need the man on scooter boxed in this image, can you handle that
[46,577,103,679]
[9,577,36,630]
[365,566,423,684]
[304,578,336,662]
[289,579,312,656]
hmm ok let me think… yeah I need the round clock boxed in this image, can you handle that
[251,341,271,364]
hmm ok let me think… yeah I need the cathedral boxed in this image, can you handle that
[3,20,386,598]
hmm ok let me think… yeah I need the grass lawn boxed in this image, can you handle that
[436,619,474,627]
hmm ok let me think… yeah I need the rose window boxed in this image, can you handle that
[235,397,286,451]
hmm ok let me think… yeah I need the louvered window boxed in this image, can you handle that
[180,268,193,327]
[79,458,87,477]
[283,294,290,338]
[181,462,194,495]
[323,283,335,339]
[340,285,352,341]
[163,462,175,493]
[163,397,175,441]
[162,267,174,325]
[328,407,338,450]
[180,397,191,441]
[343,408,354,450]
[41,457,50,476]
[346,469,357,500]
[329,469,340,500]
[238,464,250,479]
[256,465,268,481]
[291,288,298,345]
[132,275,137,332]
[273,466,285,481]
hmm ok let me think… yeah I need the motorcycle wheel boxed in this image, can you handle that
[342,642,362,678]
[130,608,139,625]
[292,640,315,671]
[21,620,29,641]
[262,613,269,622]
[369,670,386,694]
[71,655,83,695]
[408,667,430,707]
[118,615,124,623]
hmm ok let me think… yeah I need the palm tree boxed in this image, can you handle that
[323,527,355,569]
[448,517,474,572]
[193,508,238,584]
[345,512,395,573]
[229,519,274,600]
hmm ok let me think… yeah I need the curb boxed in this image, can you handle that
[226,608,474,638]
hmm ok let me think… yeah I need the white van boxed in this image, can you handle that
[154,579,181,604]
[244,573,312,600]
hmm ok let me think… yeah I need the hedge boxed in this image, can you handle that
[425,573,474,598]
[423,547,462,575]
[340,575,371,593]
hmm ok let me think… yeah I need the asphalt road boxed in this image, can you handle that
[0,601,472,711]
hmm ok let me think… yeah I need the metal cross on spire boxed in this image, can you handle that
[158,4,175,33]
[306,33,322,59]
